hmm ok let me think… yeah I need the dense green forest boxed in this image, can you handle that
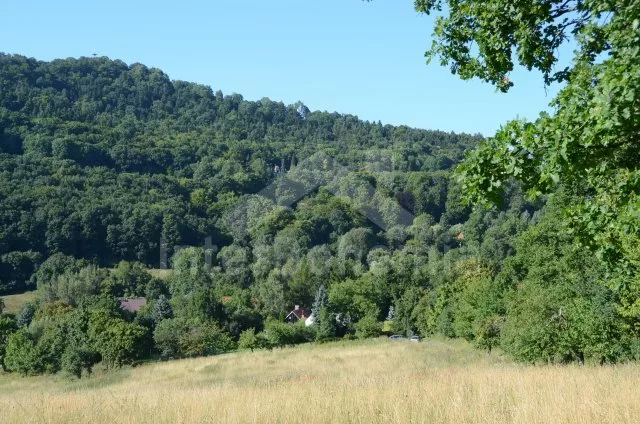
[0,49,637,377]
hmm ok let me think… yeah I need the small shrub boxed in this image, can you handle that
[354,313,382,339]
[264,318,314,348]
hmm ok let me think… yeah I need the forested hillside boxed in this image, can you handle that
[0,54,636,377]
[0,54,478,288]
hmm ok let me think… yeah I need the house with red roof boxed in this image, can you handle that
[285,305,310,323]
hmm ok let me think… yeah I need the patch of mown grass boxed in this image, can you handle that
[147,269,172,280]
[1,290,38,314]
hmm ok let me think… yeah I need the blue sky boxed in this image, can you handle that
[2,0,566,136]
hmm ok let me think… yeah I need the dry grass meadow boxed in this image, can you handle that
[1,338,639,424]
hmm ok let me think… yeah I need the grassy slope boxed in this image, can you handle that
[0,291,37,315]
[1,338,639,423]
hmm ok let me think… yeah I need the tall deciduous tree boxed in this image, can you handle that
[410,0,639,305]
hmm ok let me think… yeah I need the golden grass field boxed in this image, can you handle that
[1,338,639,424]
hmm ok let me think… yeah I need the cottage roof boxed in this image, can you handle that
[119,297,147,313]
[286,306,310,321]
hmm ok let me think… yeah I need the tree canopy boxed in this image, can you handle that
[411,0,639,309]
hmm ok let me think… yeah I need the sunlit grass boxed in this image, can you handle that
[147,268,172,280]
[0,290,37,315]
[1,338,639,423]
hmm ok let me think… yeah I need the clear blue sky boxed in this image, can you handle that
[2,0,565,136]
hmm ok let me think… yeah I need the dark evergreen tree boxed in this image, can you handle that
[151,295,173,325]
